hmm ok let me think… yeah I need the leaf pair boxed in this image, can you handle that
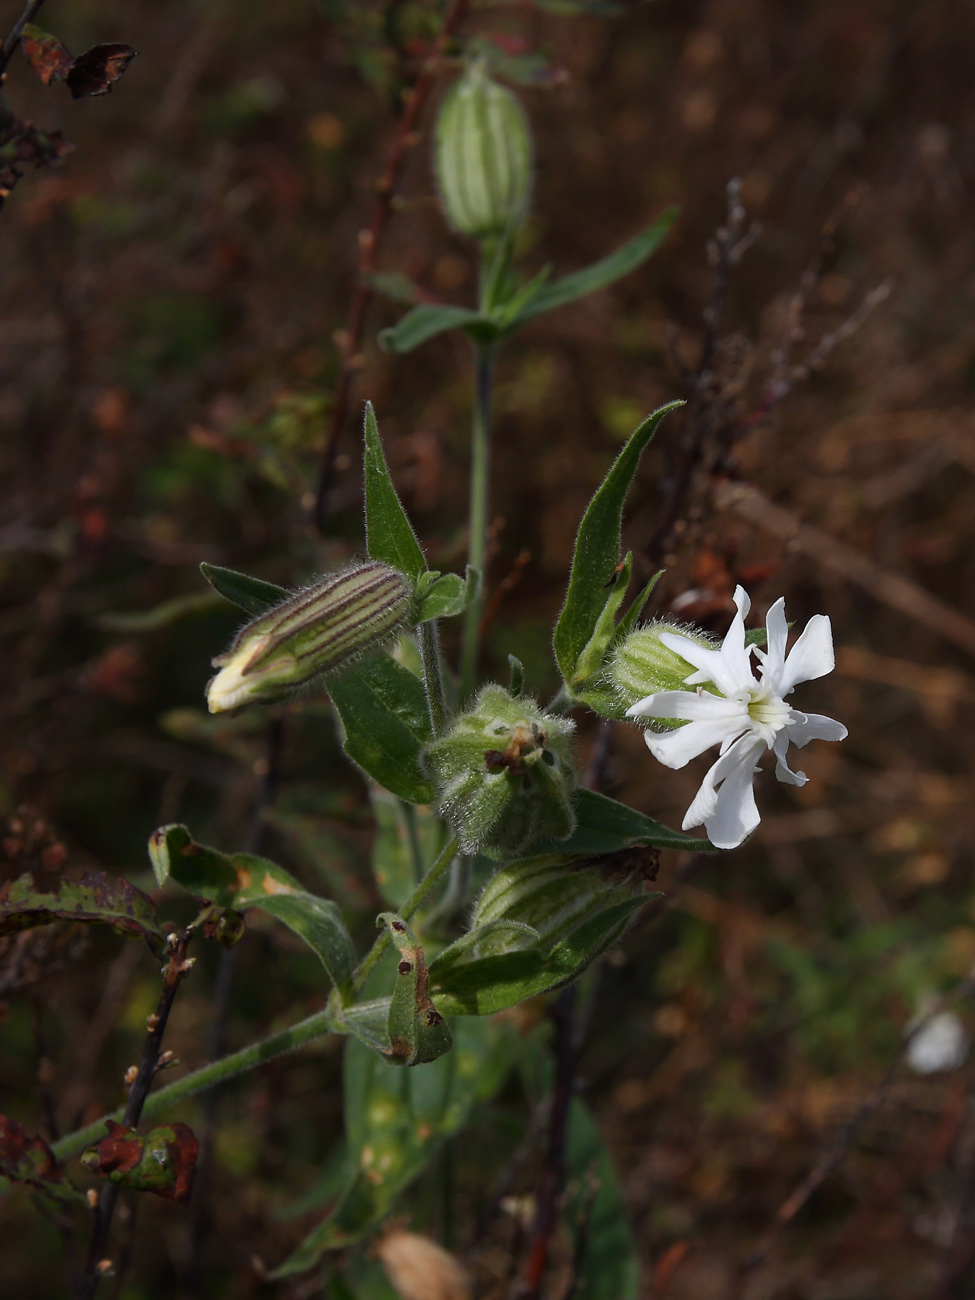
[20,24,136,99]
[379,207,677,354]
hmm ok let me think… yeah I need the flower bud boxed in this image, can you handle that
[434,60,532,241]
[608,621,715,714]
[421,685,576,856]
[206,561,411,713]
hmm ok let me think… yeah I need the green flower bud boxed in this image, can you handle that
[608,621,715,714]
[207,561,411,713]
[434,60,532,241]
[421,685,576,857]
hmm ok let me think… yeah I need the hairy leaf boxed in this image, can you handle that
[415,567,479,622]
[380,913,453,1066]
[553,401,682,681]
[0,870,164,955]
[542,788,716,855]
[378,304,483,355]
[363,403,426,581]
[199,562,289,615]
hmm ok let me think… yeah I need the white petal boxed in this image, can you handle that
[645,715,746,769]
[659,629,755,700]
[733,585,751,619]
[783,710,848,748]
[627,690,746,723]
[777,614,835,694]
[703,735,764,849]
[761,597,789,685]
[772,732,808,786]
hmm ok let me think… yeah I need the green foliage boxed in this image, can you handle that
[565,1099,640,1300]
[0,870,165,956]
[270,1016,520,1277]
[148,824,356,995]
[369,788,442,908]
[363,402,427,582]
[200,563,289,615]
[415,566,480,622]
[553,401,682,685]
[0,1115,87,1208]
[381,913,453,1066]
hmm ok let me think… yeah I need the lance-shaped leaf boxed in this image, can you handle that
[539,787,716,855]
[0,1114,87,1207]
[199,562,289,615]
[569,550,633,687]
[269,1017,519,1277]
[564,1099,639,1300]
[553,401,683,683]
[81,1121,197,1203]
[378,303,484,355]
[415,566,479,623]
[512,206,678,325]
[363,403,426,581]
[380,913,453,1066]
[329,653,434,804]
[148,825,355,993]
[0,870,165,956]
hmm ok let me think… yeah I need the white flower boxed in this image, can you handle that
[907,1007,967,1075]
[625,586,847,849]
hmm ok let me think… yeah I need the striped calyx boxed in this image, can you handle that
[434,60,532,241]
[420,684,576,856]
[206,561,411,713]
[609,622,716,716]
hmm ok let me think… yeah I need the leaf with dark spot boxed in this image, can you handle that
[80,1121,198,1203]
[66,44,137,99]
[20,24,73,85]
[0,1114,86,1207]
[0,870,165,956]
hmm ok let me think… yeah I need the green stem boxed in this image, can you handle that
[51,1008,336,1164]
[459,344,495,700]
[52,836,460,1167]
[418,619,449,735]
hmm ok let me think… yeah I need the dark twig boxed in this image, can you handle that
[313,0,472,532]
[77,928,196,1300]
[935,1078,975,1300]
[0,0,48,77]
[733,962,975,1293]
[523,985,578,1300]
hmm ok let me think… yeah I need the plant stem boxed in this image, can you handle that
[418,619,449,735]
[52,836,460,1168]
[459,344,495,700]
[0,0,48,75]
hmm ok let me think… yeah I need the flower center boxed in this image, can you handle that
[745,687,791,743]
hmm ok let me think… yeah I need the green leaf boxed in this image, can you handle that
[513,206,678,325]
[569,551,633,686]
[199,562,289,615]
[508,654,525,695]
[0,1114,87,1208]
[269,1017,520,1277]
[366,271,422,304]
[541,788,716,855]
[338,997,394,1056]
[0,870,165,957]
[148,825,356,992]
[614,570,663,643]
[81,1121,198,1204]
[328,653,434,804]
[553,401,683,682]
[363,403,426,582]
[369,787,441,909]
[564,1099,639,1300]
[416,566,479,622]
[378,304,484,355]
[380,913,453,1066]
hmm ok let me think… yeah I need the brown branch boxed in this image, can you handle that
[0,0,48,76]
[313,0,472,533]
[77,928,196,1300]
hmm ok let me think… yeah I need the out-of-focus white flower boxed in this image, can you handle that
[625,586,847,849]
[907,1006,968,1075]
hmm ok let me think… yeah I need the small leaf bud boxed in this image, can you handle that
[206,561,412,713]
[421,685,576,857]
[608,621,715,714]
[434,60,532,242]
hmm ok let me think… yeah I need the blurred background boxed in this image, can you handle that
[2,0,975,1296]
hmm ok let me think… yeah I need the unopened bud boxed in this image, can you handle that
[376,1230,471,1300]
[434,60,532,242]
[421,685,576,856]
[609,621,714,713]
[206,561,411,713]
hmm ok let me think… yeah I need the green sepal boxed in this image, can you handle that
[513,206,678,324]
[415,565,480,622]
[615,570,663,644]
[148,825,356,994]
[0,870,165,957]
[569,550,633,687]
[363,403,426,582]
[378,304,484,355]
[199,562,289,615]
[553,401,683,682]
[379,913,453,1067]
[329,653,434,804]
[507,654,525,695]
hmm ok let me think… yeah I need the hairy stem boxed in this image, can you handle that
[460,345,495,700]
[418,619,449,735]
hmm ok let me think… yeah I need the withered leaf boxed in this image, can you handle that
[0,99,73,207]
[0,1114,86,1207]
[20,23,73,85]
[66,43,137,99]
[0,869,165,955]
[81,1121,198,1203]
